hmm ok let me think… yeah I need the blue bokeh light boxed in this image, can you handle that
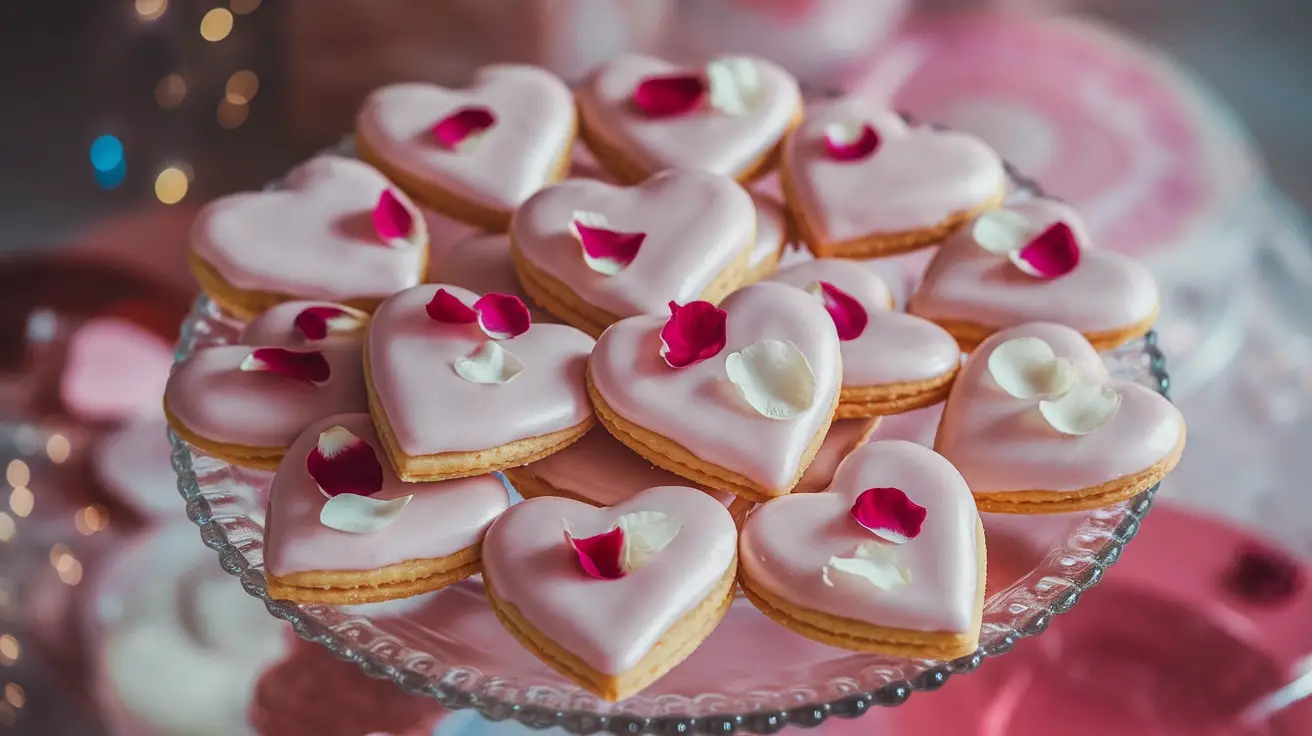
[94,158,127,190]
[89,135,124,173]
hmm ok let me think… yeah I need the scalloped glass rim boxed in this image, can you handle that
[168,142,1172,735]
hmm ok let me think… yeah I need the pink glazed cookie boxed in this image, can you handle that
[794,419,881,494]
[509,169,756,336]
[426,232,554,323]
[482,485,739,700]
[908,198,1160,351]
[164,301,370,470]
[769,259,961,417]
[588,282,842,503]
[780,98,1006,258]
[935,322,1185,513]
[739,440,985,658]
[264,414,510,604]
[189,156,428,320]
[365,284,595,482]
[576,53,803,184]
[355,65,577,231]
[745,192,790,282]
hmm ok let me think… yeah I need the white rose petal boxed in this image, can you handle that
[454,341,524,384]
[320,493,413,534]
[617,510,682,573]
[1038,374,1122,435]
[705,56,762,115]
[822,542,911,590]
[724,338,818,420]
[987,336,1079,399]
[972,209,1033,255]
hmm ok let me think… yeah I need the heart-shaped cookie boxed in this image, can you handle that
[739,440,985,658]
[427,232,555,324]
[264,414,510,604]
[510,169,756,336]
[746,191,789,282]
[365,284,595,482]
[908,198,1160,351]
[576,54,803,184]
[189,156,428,320]
[481,485,738,701]
[355,65,576,231]
[164,301,371,470]
[588,282,841,502]
[780,99,1006,258]
[769,260,962,417]
[794,418,880,494]
[934,322,1185,513]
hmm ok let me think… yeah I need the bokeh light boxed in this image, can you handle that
[46,434,70,464]
[74,505,110,536]
[225,70,259,104]
[6,460,29,489]
[3,684,23,709]
[90,135,127,190]
[0,513,13,543]
[155,166,189,204]
[217,99,249,129]
[230,0,261,14]
[0,635,19,665]
[155,74,187,108]
[8,488,32,518]
[135,0,168,21]
[200,8,234,42]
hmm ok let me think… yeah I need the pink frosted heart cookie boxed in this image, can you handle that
[935,322,1185,513]
[509,169,756,336]
[908,198,1160,351]
[739,440,985,658]
[164,301,371,470]
[588,282,842,502]
[427,232,554,324]
[365,284,595,482]
[745,192,789,282]
[482,485,738,700]
[576,54,803,184]
[189,156,428,320]
[770,259,962,417]
[264,414,510,604]
[794,419,880,494]
[780,98,1006,258]
[355,65,576,231]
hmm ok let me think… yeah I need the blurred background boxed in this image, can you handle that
[0,1,1310,734]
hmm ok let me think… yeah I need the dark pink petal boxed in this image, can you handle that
[631,74,707,118]
[432,106,496,150]
[565,525,626,580]
[817,281,868,341]
[851,487,927,544]
[473,293,531,340]
[293,305,366,342]
[659,300,728,369]
[306,426,384,498]
[572,215,645,275]
[824,123,880,162]
[1012,222,1081,279]
[425,288,478,324]
[372,190,415,245]
[238,348,331,386]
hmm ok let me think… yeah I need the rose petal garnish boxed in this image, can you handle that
[659,300,727,369]
[808,281,868,341]
[569,211,645,275]
[372,190,418,248]
[705,56,761,115]
[320,493,413,534]
[564,522,626,580]
[972,209,1032,255]
[306,426,385,497]
[453,341,523,384]
[432,106,496,151]
[724,338,817,420]
[632,74,706,118]
[238,348,331,386]
[425,288,478,324]
[1038,374,1122,435]
[293,305,368,342]
[616,510,681,573]
[1010,222,1082,279]
[850,487,926,544]
[987,337,1079,400]
[472,293,531,340]
[823,120,880,162]
[822,542,911,590]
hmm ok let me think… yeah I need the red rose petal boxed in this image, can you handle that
[565,525,626,580]
[306,426,384,498]
[432,106,496,151]
[425,288,478,324]
[238,348,331,386]
[850,487,927,544]
[572,217,645,275]
[817,281,869,341]
[632,74,707,118]
[372,190,415,245]
[293,305,366,342]
[659,300,728,369]
[473,292,531,340]
[824,123,880,162]
[1012,222,1081,279]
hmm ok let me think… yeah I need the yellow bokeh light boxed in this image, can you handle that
[8,488,32,518]
[58,557,84,586]
[46,434,70,464]
[200,8,234,42]
[225,70,259,104]
[155,167,189,204]
[217,99,249,129]
[3,684,23,709]
[6,460,29,489]
[135,0,168,21]
[230,0,261,14]
[0,635,19,665]
[0,513,13,543]
[49,543,70,568]
[155,74,187,109]
[75,505,110,536]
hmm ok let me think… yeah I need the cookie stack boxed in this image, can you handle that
[165,55,1185,702]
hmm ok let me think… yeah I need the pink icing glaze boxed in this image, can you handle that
[481,485,738,674]
[794,418,879,494]
[190,156,426,302]
[264,414,509,576]
[769,259,960,387]
[935,322,1183,493]
[355,66,575,212]
[425,233,553,322]
[577,54,802,178]
[511,169,755,317]
[240,300,368,348]
[367,284,594,456]
[908,198,1160,333]
[750,192,788,271]
[589,282,841,493]
[781,99,1005,240]
[419,208,479,273]
[740,440,981,632]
